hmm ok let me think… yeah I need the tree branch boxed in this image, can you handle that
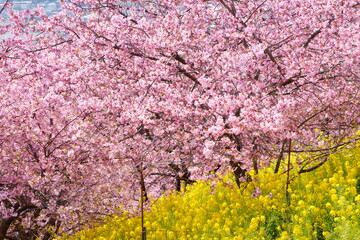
[23,40,73,53]
[297,105,329,129]
[245,0,267,24]
[219,0,236,17]
[177,67,201,85]
[285,137,360,153]
[0,0,9,15]
[303,29,321,48]
[274,139,287,173]
[298,157,328,174]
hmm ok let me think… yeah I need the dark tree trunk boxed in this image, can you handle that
[0,217,16,240]
[230,161,247,188]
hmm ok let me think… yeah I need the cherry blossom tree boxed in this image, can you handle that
[0,0,359,238]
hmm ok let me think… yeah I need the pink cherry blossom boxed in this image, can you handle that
[0,0,359,239]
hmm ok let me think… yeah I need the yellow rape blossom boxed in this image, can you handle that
[58,146,360,240]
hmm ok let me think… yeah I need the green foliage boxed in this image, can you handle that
[58,146,360,240]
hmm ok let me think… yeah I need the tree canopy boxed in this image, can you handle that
[0,0,359,239]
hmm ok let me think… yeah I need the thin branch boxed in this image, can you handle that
[139,79,156,105]
[130,52,159,61]
[219,0,237,17]
[285,139,292,207]
[274,139,287,173]
[303,29,321,48]
[279,74,306,87]
[264,48,278,64]
[298,157,328,174]
[81,23,114,43]
[297,105,329,129]
[22,40,73,53]
[268,34,294,50]
[44,111,87,149]
[245,0,267,24]
[285,137,360,153]
[264,47,283,76]
[177,67,201,85]
[0,0,9,15]
[149,173,176,177]
[118,10,138,24]
[130,52,201,86]
[45,140,72,158]
[59,25,81,39]
[316,60,344,75]
[172,52,186,64]
[230,0,236,16]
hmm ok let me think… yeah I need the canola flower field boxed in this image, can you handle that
[59,145,360,240]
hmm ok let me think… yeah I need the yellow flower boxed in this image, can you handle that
[167,231,175,239]
[323,231,331,238]
[278,231,288,240]
[293,225,302,235]
[346,205,353,212]
[331,194,338,202]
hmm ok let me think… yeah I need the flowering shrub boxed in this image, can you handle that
[58,145,360,240]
